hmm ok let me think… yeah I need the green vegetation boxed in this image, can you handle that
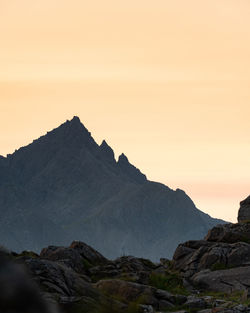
[64,296,140,313]
[119,274,137,282]
[210,262,238,271]
[15,250,39,259]
[82,258,92,270]
[167,304,205,313]
[210,262,231,271]
[148,271,189,295]
[200,290,250,306]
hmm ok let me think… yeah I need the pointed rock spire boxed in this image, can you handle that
[62,116,95,146]
[66,116,88,133]
[118,153,146,183]
[100,140,115,162]
[118,153,129,164]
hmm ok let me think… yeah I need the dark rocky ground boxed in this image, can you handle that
[2,202,250,313]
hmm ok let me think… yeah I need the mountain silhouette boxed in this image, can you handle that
[0,116,223,259]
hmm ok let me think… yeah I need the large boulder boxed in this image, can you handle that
[0,250,58,313]
[238,196,250,223]
[69,241,107,265]
[40,241,108,276]
[173,240,250,278]
[205,223,250,244]
[40,246,87,274]
[25,258,101,312]
[192,266,250,294]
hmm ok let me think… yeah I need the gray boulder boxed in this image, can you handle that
[192,266,250,294]
[40,246,87,274]
[205,223,250,244]
[40,241,107,275]
[24,258,101,312]
[173,240,250,278]
[69,241,108,265]
[0,250,58,313]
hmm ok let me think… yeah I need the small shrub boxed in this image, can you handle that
[82,258,92,270]
[210,262,236,271]
[148,271,189,295]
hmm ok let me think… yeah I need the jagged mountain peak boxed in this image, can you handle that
[100,140,115,162]
[0,118,224,260]
[118,153,129,163]
[57,116,91,138]
[69,115,81,123]
[11,117,97,159]
[118,152,147,183]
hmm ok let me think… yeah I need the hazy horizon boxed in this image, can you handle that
[1,0,250,222]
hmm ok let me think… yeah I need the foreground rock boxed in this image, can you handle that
[205,223,250,244]
[192,266,250,293]
[172,196,250,295]
[2,237,250,313]
[173,240,250,278]
[0,248,59,313]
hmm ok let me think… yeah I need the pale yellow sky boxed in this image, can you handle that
[0,0,250,222]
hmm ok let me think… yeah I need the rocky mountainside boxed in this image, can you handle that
[0,116,223,259]
[1,198,250,313]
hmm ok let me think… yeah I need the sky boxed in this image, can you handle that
[0,0,249,222]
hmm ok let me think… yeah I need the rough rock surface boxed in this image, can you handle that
[192,266,250,293]
[205,223,250,244]
[40,241,107,274]
[0,248,59,313]
[173,240,250,278]
[238,196,250,223]
[2,239,250,313]
[172,197,250,295]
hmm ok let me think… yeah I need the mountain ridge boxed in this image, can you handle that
[0,116,224,259]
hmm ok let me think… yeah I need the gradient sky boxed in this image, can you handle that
[1,0,250,222]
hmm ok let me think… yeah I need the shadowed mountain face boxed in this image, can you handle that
[0,117,223,260]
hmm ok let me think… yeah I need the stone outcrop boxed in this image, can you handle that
[172,196,250,296]
[25,257,101,312]
[0,248,59,313]
[238,196,250,223]
[192,266,250,293]
[205,222,250,244]
[173,240,250,278]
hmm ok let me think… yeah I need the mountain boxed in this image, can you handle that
[0,116,224,260]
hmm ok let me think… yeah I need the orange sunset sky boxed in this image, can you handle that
[0,0,249,222]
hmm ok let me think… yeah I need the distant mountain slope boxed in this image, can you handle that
[0,116,224,259]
